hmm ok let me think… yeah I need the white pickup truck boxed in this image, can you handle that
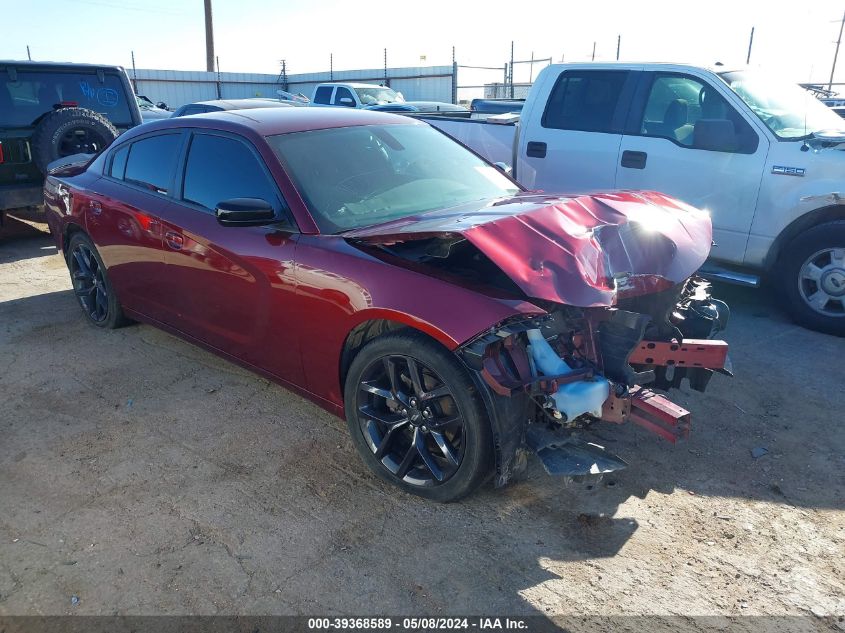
[312,82,405,108]
[422,63,845,335]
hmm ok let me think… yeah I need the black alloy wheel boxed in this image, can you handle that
[66,232,127,329]
[344,331,493,502]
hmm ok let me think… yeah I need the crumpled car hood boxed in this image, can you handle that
[344,191,713,307]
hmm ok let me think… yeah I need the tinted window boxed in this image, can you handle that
[314,86,333,104]
[639,74,758,153]
[109,144,129,179]
[182,133,280,212]
[124,134,181,194]
[542,71,628,133]
[333,87,356,106]
[0,70,133,127]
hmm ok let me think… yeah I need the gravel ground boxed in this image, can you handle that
[0,214,843,623]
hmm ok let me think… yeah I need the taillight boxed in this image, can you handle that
[0,142,4,164]
[57,101,78,108]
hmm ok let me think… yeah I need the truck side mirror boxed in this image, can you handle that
[693,119,739,152]
[338,97,355,107]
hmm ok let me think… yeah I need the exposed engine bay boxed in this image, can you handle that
[346,191,731,485]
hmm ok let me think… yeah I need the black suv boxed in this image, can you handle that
[0,61,142,220]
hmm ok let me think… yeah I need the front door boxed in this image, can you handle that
[156,130,302,382]
[615,72,769,264]
[517,69,637,192]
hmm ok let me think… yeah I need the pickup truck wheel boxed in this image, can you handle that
[31,108,118,175]
[781,221,845,336]
[344,331,493,502]
[67,232,128,329]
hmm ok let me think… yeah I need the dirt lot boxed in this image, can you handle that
[1,214,843,622]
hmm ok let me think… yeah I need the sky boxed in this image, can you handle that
[4,0,845,89]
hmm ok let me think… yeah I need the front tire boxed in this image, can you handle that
[67,232,127,329]
[343,331,493,502]
[780,221,845,336]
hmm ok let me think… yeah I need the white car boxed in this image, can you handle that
[311,82,405,108]
[423,63,845,335]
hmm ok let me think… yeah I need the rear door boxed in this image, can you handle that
[615,71,769,263]
[156,129,302,382]
[87,131,184,320]
[517,69,637,192]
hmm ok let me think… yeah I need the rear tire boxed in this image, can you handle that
[66,232,128,329]
[779,221,845,336]
[343,331,493,502]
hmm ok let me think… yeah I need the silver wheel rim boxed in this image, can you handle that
[798,247,845,317]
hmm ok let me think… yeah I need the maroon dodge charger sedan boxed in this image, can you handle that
[44,108,730,501]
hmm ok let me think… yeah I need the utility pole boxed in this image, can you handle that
[215,55,221,98]
[384,48,388,85]
[616,35,621,60]
[509,41,514,98]
[592,41,596,61]
[330,53,333,81]
[204,0,215,73]
[131,50,138,92]
[746,26,755,65]
[26,45,31,61]
[529,51,535,83]
[830,10,845,91]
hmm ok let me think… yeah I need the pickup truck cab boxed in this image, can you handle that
[423,63,845,335]
[311,82,405,108]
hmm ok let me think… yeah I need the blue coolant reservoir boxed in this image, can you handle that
[526,329,610,421]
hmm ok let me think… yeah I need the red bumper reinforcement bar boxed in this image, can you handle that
[628,386,691,443]
[628,339,728,369]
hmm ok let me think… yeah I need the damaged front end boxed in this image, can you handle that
[460,276,730,484]
[346,191,731,485]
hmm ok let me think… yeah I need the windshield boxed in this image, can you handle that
[720,70,844,139]
[268,123,519,233]
[354,87,404,105]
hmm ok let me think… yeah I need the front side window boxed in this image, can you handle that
[123,134,181,194]
[0,70,133,127]
[721,70,845,139]
[313,86,333,104]
[639,73,758,153]
[333,87,356,107]
[268,123,519,233]
[542,70,628,133]
[182,133,281,213]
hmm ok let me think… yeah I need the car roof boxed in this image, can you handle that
[317,82,392,89]
[0,60,127,72]
[123,106,422,139]
[188,98,294,110]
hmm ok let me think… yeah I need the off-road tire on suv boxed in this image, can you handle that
[780,221,845,336]
[31,108,118,175]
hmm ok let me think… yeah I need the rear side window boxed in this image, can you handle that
[333,87,355,106]
[542,70,629,133]
[109,144,129,179]
[123,134,181,194]
[313,86,333,104]
[0,69,133,127]
[182,133,281,212]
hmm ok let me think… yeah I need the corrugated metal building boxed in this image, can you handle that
[132,66,454,108]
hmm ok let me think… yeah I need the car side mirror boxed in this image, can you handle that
[338,97,355,107]
[156,102,168,110]
[693,119,739,152]
[493,161,512,175]
[215,198,276,227]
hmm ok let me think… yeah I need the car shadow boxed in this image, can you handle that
[0,215,55,262]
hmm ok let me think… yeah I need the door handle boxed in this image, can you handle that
[89,200,102,215]
[621,150,647,169]
[164,231,184,250]
[526,141,547,158]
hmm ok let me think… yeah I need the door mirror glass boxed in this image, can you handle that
[339,97,355,106]
[692,119,738,152]
[215,198,276,226]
